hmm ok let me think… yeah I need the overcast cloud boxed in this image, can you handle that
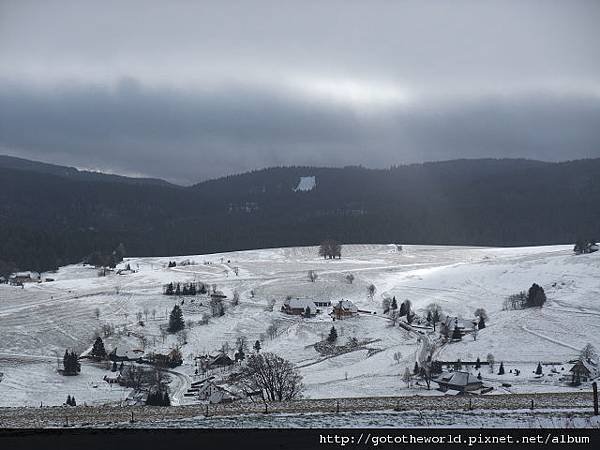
[1,0,599,184]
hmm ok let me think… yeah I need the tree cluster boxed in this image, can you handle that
[504,283,546,309]
[146,388,171,406]
[574,239,598,255]
[63,350,81,375]
[163,281,207,296]
[65,395,77,406]
[318,240,342,259]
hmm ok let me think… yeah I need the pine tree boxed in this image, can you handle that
[304,306,312,318]
[71,396,76,406]
[477,372,482,380]
[498,362,505,375]
[111,361,117,372]
[391,297,398,310]
[168,304,185,333]
[91,337,107,360]
[475,357,481,369]
[535,362,543,375]
[327,326,338,343]
[413,361,419,375]
[66,395,72,406]
[451,325,462,341]
[478,317,486,329]
[426,310,433,324]
[253,340,261,353]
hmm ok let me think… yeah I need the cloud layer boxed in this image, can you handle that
[1,1,599,183]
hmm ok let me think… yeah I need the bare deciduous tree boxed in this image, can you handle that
[345,273,354,284]
[308,270,318,282]
[367,283,376,300]
[239,353,304,402]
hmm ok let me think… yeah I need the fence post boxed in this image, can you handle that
[130,411,134,423]
[530,399,534,410]
[593,382,598,416]
[205,404,209,417]
[469,398,472,410]
[336,400,340,414]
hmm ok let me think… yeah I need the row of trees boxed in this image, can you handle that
[163,282,207,296]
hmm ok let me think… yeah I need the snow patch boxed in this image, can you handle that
[294,176,316,192]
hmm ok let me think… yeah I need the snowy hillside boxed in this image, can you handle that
[1,243,598,407]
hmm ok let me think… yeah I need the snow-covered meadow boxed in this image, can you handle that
[1,243,599,407]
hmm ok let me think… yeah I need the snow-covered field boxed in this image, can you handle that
[1,243,599,407]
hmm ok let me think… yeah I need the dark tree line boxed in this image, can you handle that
[319,240,342,259]
[4,159,600,274]
[163,282,207,296]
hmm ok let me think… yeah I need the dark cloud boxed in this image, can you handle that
[1,80,598,184]
[0,1,599,183]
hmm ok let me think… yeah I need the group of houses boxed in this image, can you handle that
[280,297,359,319]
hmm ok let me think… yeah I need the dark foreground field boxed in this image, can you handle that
[0,392,598,428]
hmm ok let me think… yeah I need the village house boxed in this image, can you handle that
[197,353,234,371]
[281,297,320,316]
[440,316,477,339]
[569,359,599,384]
[331,300,358,319]
[9,271,40,286]
[196,381,237,404]
[434,371,483,393]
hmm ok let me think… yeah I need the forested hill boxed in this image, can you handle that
[1,157,599,274]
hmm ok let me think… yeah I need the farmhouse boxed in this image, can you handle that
[440,316,477,338]
[196,381,237,404]
[198,353,234,371]
[281,297,320,316]
[331,300,358,319]
[9,271,40,285]
[434,371,483,393]
[569,359,599,384]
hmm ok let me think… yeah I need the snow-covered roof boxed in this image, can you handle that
[570,359,598,377]
[436,371,481,387]
[334,300,358,312]
[284,297,318,310]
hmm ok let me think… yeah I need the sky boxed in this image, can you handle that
[1,0,599,184]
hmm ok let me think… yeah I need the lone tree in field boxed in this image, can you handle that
[402,367,412,387]
[367,283,376,300]
[168,304,185,333]
[486,353,495,373]
[90,337,107,360]
[535,362,543,375]
[239,353,304,402]
[526,283,547,307]
[308,270,318,282]
[253,340,261,353]
[498,362,505,375]
[319,240,342,259]
[345,273,355,284]
[327,326,338,343]
[474,308,488,329]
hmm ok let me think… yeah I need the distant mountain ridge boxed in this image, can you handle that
[1,155,599,273]
[0,155,175,187]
